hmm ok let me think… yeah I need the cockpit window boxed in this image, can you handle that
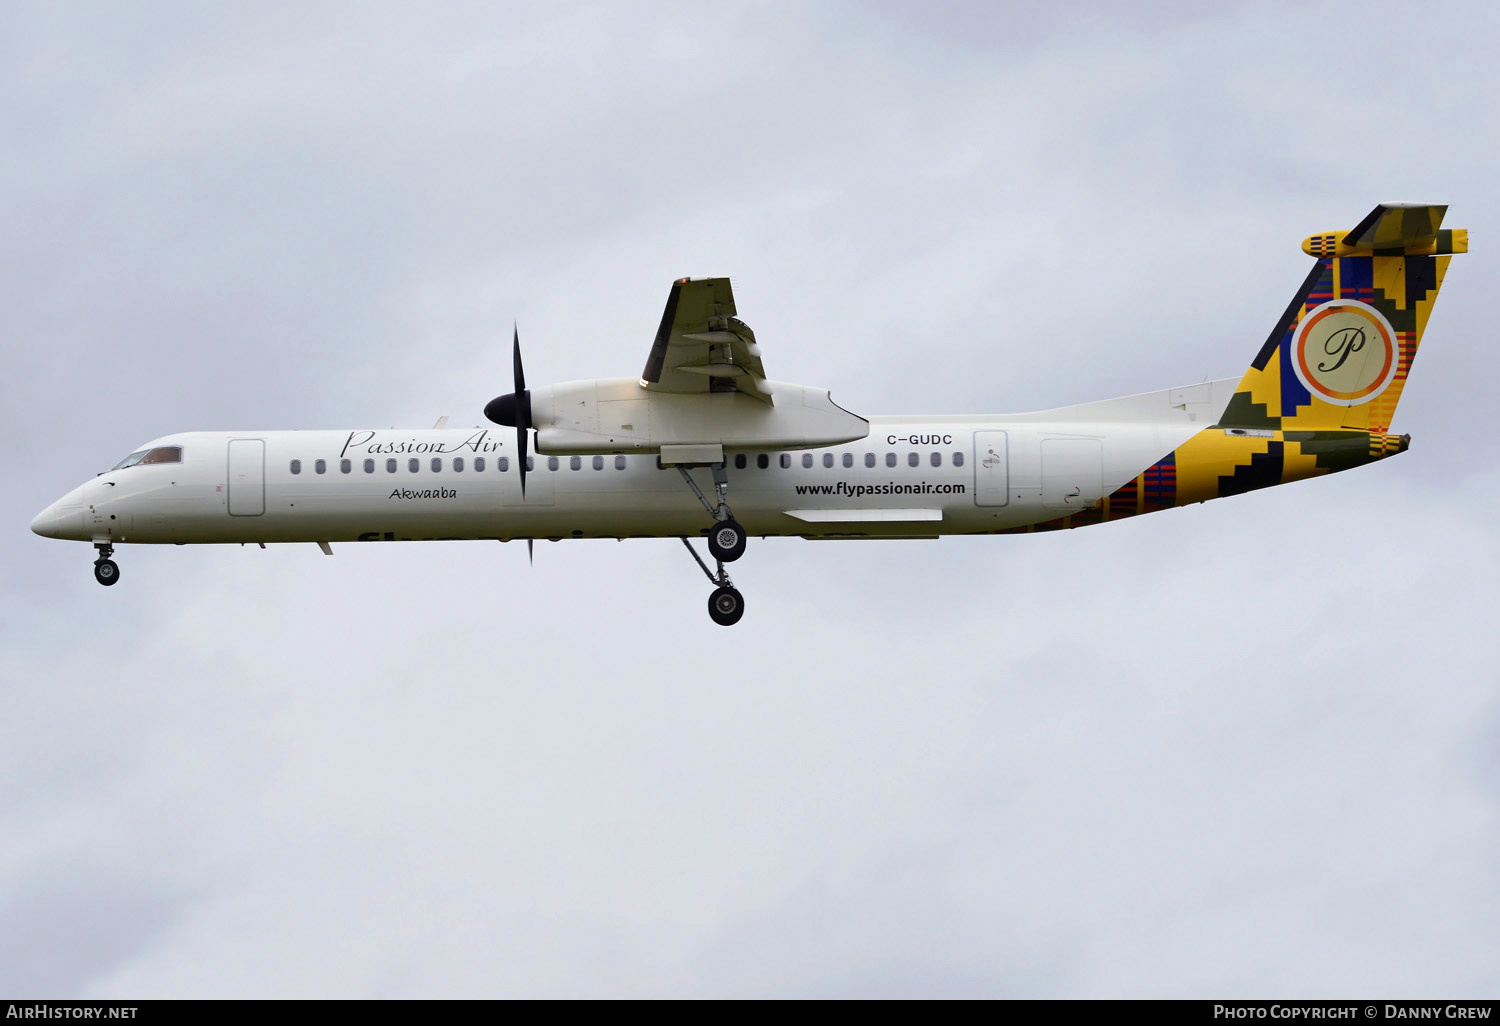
[111,446,181,470]
[139,446,182,465]
[111,450,150,470]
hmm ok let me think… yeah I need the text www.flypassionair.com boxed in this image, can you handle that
[793,481,966,499]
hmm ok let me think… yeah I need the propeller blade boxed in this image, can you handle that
[515,325,528,499]
[527,538,534,565]
[513,323,525,394]
[518,418,528,499]
[484,324,534,496]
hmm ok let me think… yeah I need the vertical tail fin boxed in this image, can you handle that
[1220,203,1466,433]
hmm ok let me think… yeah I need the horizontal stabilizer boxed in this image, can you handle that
[1303,204,1466,258]
[1343,203,1445,249]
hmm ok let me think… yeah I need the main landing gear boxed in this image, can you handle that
[677,463,747,563]
[93,543,119,587]
[681,538,745,626]
[676,462,748,624]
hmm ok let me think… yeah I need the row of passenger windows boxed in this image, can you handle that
[288,455,626,475]
[734,451,965,470]
[287,451,967,475]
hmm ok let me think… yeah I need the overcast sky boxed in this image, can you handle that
[5,0,1498,998]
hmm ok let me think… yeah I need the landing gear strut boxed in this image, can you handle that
[681,537,744,626]
[677,464,746,563]
[675,462,748,623]
[93,542,119,587]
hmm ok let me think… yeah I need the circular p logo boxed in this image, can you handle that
[1292,300,1398,405]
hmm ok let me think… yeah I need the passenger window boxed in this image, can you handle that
[615,456,626,470]
[843,453,853,468]
[453,457,464,472]
[475,457,487,472]
[386,458,398,473]
[930,452,941,467]
[408,458,420,473]
[865,453,876,468]
[315,459,327,474]
[593,456,604,470]
[139,446,183,465]
[427,457,438,472]
[734,454,746,470]
[953,451,964,467]
[526,457,534,472]
[802,453,813,469]
[824,453,834,468]
[757,454,769,469]
[907,453,919,468]
[779,454,790,469]
[363,459,375,474]
[548,456,559,471]
[290,459,302,475]
[886,453,897,468]
[570,456,581,471]
[340,459,351,474]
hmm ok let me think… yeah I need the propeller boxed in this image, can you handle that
[484,325,532,499]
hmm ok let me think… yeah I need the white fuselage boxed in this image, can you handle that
[31,381,1237,547]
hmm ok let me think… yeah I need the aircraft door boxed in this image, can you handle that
[973,431,1009,506]
[227,438,265,516]
[1041,438,1103,510]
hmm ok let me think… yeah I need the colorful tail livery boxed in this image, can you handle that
[1013,204,1466,531]
[1175,203,1465,503]
[1225,203,1464,434]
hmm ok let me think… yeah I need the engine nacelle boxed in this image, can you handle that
[530,377,869,454]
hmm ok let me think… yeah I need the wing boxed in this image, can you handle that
[640,277,773,404]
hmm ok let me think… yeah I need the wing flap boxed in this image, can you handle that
[641,278,771,402]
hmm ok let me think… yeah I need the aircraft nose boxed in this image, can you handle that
[31,499,84,539]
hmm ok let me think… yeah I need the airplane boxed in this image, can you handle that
[31,203,1466,625]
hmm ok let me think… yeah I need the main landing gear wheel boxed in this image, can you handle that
[676,462,749,563]
[676,464,751,624]
[707,519,746,562]
[708,586,745,626]
[680,537,747,626]
[94,559,119,586]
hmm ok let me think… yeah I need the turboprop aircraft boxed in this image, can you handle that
[31,204,1466,625]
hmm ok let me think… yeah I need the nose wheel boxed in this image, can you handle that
[93,543,120,587]
[681,537,745,626]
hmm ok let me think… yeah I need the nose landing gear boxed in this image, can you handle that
[93,543,119,587]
